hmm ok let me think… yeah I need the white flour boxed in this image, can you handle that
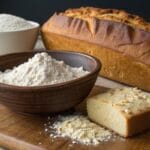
[45,115,112,145]
[0,52,89,86]
[0,14,34,32]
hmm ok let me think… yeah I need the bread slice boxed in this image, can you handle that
[87,88,150,137]
[41,7,150,91]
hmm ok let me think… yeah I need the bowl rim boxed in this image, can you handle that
[0,20,40,33]
[0,50,101,91]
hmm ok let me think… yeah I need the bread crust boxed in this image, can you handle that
[64,7,150,31]
[42,7,150,65]
[41,32,150,91]
[126,111,150,137]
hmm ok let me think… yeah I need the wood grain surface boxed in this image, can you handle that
[0,86,149,150]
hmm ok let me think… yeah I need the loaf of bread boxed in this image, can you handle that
[87,87,150,137]
[41,7,150,91]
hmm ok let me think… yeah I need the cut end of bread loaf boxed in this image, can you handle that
[87,87,150,137]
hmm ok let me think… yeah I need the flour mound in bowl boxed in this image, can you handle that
[0,14,35,32]
[0,52,89,86]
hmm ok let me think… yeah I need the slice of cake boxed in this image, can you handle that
[87,87,150,137]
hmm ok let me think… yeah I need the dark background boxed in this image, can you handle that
[0,0,150,24]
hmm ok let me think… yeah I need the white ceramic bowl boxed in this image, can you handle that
[0,21,39,55]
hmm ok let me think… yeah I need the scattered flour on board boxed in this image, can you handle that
[0,52,89,86]
[44,115,113,145]
[0,14,35,32]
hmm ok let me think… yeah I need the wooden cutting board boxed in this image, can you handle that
[0,86,149,150]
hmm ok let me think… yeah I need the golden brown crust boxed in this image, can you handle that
[64,7,150,31]
[127,111,150,137]
[42,7,150,65]
[41,32,150,91]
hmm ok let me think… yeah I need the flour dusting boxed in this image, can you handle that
[45,115,113,145]
[0,52,89,86]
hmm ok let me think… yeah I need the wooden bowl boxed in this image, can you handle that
[0,50,101,114]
